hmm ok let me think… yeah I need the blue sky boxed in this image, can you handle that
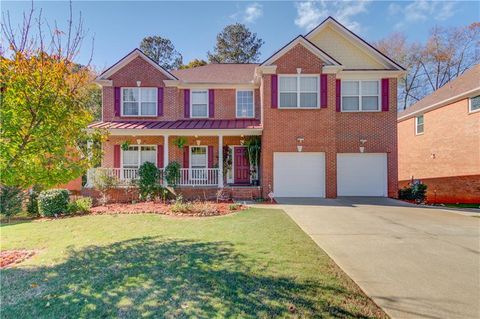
[3,1,479,71]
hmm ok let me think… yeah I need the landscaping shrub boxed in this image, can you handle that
[138,162,161,200]
[92,169,117,205]
[0,186,23,222]
[164,162,181,187]
[26,185,42,216]
[38,189,70,217]
[171,196,192,214]
[67,197,93,214]
[229,203,241,211]
[398,183,427,204]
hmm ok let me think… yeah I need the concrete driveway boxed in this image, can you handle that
[274,197,480,319]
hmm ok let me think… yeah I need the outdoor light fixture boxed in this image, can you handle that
[136,81,141,87]
[240,134,245,145]
[431,153,436,159]
[196,139,201,146]
[296,136,304,152]
[136,139,142,145]
[359,139,367,153]
[296,68,302,74]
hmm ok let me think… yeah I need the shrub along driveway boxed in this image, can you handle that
[274,197,480,319]
[0,208,386,318]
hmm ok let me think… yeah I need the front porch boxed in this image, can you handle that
[86,132,261,190]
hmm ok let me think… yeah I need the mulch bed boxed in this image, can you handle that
[90,201,246,217]
[0,250,35,268]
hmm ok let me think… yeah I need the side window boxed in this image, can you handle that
[469,95,480,112]
[415,115,424,135]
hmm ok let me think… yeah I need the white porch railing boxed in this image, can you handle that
[85,168,219,187]
[178,168,219,186]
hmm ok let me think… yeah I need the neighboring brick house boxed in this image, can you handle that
[398,65,480,204]
[86,17,404,200]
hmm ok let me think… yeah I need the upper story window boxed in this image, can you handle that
[469,95,480,113]
[415,115,424,135]
[341,80,380,112]
[191,90,209,118]
[236,90,254,118]
[279,75,319,108]
[122,88,157,116]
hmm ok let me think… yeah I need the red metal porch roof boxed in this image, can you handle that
[88,119,262,130]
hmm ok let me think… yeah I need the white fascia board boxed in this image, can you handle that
[338,70,405,79]
[397,87,480,121]
[262,37,340,67]
[306,18,404,71]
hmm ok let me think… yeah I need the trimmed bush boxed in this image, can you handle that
[26,185,42,216]
[38,189,70,217]
[138,162,161,200]
[0,186,23,222]
[398,182,428,204]
[67,197,93,214]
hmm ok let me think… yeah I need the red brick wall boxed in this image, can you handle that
[261,43,399,198]
[398,99,480,181]
[399,175,480,204]
[102,56,260,121]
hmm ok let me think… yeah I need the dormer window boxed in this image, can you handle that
[122,87,157,116]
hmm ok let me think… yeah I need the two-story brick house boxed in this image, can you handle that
[86,17,404,200]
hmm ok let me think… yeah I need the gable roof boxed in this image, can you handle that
[97,48,178,81]
[172,64,258,84]
[398,64,480,121]
[306,17,404,71]
[261,35,341,66]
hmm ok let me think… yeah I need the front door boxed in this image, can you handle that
[234,147,250,184]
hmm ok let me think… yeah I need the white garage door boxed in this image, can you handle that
[274,152,325,197]
[337,153,388,196]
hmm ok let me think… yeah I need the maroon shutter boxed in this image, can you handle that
[114,87,121,116]
[183,146,189,168]
[208,146,214,168]
[335,79,341,112]
[271,75,278,108]
[157,87,164,116]
[208,89,215,118]
[113,145,121,168]
[157,145,164,168]
[321,74,328,108]
[184,89,190,118]
[381,79,390,112]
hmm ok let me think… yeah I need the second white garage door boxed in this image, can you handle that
[273,152,325,197]
[337,153,388,197]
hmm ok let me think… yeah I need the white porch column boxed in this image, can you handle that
[218,135,224,188]
[163,135,169,168]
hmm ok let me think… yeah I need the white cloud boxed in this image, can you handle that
[391,0,457,29]
[294,1,371,32]
[230,2,263,24]
[244,3,263,23]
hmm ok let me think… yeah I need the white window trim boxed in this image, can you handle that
[278,74,320,109]
[121,144,157,168]
[469,95,480,113]
[341,80,382,112]
[415,115,424,135]
[189,145,208,169]
[235,89,255,118]
[190,90,209,119]
[121,87,158,117]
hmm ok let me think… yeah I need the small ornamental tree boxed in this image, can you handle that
[0,3,107,189]
[138,162,161,201]
[92,170,117,206]
[0,186,23,222]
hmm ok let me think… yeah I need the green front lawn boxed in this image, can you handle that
[1,208,386,318]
